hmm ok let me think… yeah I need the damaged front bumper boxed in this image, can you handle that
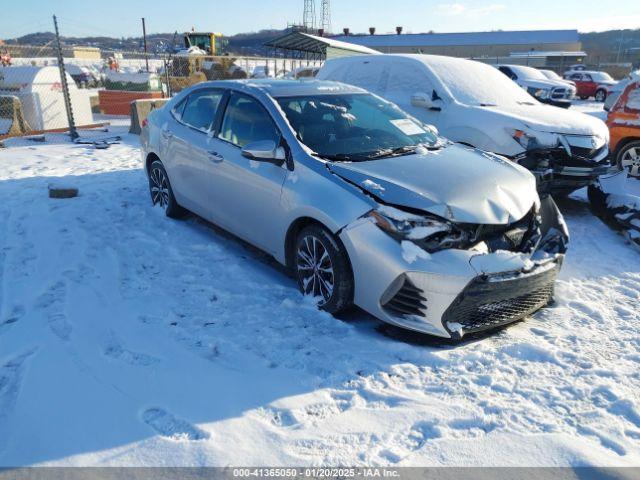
[340,197,569,339]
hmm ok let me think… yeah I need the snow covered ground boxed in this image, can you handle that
[0,116,639,467]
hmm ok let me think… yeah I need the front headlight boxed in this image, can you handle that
[527,87,551,100]
[366,206,467,253]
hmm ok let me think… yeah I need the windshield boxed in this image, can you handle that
[427,57,536,106]
[276,93,439,161]
[591,72,615,83]
[541,70,561,80]
[510,66,549,81]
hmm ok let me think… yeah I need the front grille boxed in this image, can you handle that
[570,143,607,160]
[551,88,568,99]
[382,277,427,318]
[442,263,559,336]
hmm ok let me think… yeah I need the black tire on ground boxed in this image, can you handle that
[294,224,354,314]
[580,95,589,100]
[595,89,607,102]
[616,140,640,178]
[148,160,187,218]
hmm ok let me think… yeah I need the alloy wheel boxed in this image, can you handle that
[621,147,640,178]
[150,167,170,208]
[296,235,334,305]
[595,90,606,102]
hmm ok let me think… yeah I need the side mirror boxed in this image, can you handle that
[411,92,442,111]
[241,140,286,166]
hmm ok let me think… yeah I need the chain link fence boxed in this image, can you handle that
[0,43,323,140]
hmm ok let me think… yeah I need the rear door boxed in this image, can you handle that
[201,92,289,253]
[165,88,225,216]
[569,73,588,97]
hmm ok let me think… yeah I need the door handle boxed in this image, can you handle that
[208,151,224,163]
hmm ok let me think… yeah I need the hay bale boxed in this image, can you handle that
[129,98,169,134]
[0,95,32,137]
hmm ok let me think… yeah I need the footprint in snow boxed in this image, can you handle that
[104,337,160,366]
[141,407,210,441]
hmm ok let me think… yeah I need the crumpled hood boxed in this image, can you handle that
[328,144,538,224]
[477,103,609,138]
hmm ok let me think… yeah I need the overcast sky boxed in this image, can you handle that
[2,0,640,39]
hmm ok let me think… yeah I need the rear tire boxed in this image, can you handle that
[148,160,187,218]
[595,89,607,102]
[616,140,640,178]
[579,95,589,100]
[294,225,354,314]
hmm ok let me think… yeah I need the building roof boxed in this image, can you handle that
[330,30,580,48]
[264,31,379,56]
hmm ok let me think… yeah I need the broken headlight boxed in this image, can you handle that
[509,128,541,151]
[366,206,467,253]
[527,87,551,100]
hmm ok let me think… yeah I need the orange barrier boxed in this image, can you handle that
[98,90,164,115]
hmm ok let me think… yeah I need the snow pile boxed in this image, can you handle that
[0,128,639,467]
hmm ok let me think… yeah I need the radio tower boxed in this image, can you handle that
[303,0,316,31]
[320,0,331,33]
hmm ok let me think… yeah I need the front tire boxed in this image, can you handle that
[617,141,640,178]
[148,160,186,218]
[294,225,354,314]
[595,89,607,102]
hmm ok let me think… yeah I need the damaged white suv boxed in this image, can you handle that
[141,80,568,338]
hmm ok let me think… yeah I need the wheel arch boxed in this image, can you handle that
[145,152,161,174]
[614,137,640,160]
[284,216,352,272]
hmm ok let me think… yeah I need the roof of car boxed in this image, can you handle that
[190,79,367,97]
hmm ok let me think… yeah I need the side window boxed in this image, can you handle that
[171,97,187,120]
[219,94,280,147]
[625,84,640,112]
[180,89,223,132]
[584,74,593,82]
[570,73,582,81]
[499,67,515,80]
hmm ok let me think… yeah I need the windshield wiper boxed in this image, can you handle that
[365,145,421,160]
[315,153,352,162]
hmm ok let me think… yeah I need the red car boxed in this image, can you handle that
[565,70,616,101]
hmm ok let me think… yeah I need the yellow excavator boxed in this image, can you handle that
[183,31,228,56]
[168,31,236,92]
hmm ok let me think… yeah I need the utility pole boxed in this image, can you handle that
[142,17,149,72]
[53,15,78,140]
[616,29,625,64]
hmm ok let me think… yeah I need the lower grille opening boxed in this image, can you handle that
[443,264,558,335]
[382,277,427,318]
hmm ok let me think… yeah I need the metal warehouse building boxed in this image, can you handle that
[331,29,583,62]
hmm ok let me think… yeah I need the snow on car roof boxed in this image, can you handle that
[190,79,368,97]
[387,54,535,106]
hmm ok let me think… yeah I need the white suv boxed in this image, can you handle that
[318,54,612,195]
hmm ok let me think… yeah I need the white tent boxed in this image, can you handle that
[0,66,93,131]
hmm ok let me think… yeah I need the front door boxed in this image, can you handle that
[203,92,288,254]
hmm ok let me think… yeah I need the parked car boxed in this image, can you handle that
[65,64,96,88]
[141,79,569,339]
[284,66,320,79]
[317,54,612,195]
[564,70,616,101]
[496,64,575,108]
[563,64,587,76]
[606,75,640,177]
[604,71,639,111]
[539,69,577,88]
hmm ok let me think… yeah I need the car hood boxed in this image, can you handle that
[478,103,608,137]
[327,144,537,225]
[521,78,567,90]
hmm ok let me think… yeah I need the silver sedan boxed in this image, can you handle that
[141,80,569,339]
